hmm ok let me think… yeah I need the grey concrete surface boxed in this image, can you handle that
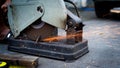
[39,11,120,68]
[0,11,120,68]
[37,11,120,68]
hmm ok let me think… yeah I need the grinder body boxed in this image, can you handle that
[7,0,89,61]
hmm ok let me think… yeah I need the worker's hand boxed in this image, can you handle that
[1,0,11,12]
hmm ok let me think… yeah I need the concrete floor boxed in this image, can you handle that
[37,11,120,68]
[0,11,120,68]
